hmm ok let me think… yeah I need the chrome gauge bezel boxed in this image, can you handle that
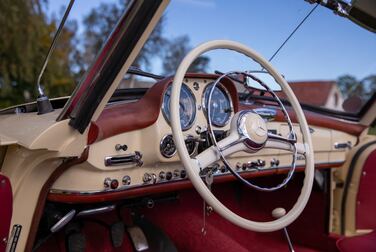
[162,83,196,131]
[202,82,233,127]
[160,134,177,158]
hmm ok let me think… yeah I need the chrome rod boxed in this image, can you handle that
[36,0,75,96]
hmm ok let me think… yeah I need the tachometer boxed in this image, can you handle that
[162,84,196,131]
[202,83,232,127]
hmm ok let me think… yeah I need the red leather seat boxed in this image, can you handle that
[337,231,376,252]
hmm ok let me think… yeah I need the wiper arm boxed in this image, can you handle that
[127,66,165,80]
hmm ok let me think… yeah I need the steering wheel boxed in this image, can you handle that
[170,40,314,232]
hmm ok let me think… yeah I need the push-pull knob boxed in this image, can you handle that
[143,173,157,184]
[272,208,294,252]
[272,207,286,219]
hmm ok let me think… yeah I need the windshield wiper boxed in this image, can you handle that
[127,66,165,80]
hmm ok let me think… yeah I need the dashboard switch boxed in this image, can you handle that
[271,158,280,167]
[180,170,187,178]
[173,170,180,178]
[122,175,131,186]
[104,177,112,189]
[110,179,119,189]
[143,173,152,183]
[104,177,119,189]
[143,173,157,184]
[257,159,266,167]
[115,144,128,151]
[159,171,166,180]
[166,172,173,181]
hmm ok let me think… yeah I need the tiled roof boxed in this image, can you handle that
[279,81,336,106]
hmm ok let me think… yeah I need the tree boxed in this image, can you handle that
[337,74,376,101]
[78,0,166,74]
[0,0,77,108]
[162,35,210,75]
[79,1,209,77]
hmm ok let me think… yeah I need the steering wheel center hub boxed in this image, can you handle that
[237,111,268,151]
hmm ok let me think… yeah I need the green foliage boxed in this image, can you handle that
[0,0,210,109]
[0,0,77,108]
[78,1,209,76]
[77,0,167,74]
[337,74,376,101]
[369,125,376,136]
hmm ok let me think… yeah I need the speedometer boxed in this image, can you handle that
[162,84,196,131]
[202,83,232,127]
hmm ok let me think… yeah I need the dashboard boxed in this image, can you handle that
[48,74,358,203]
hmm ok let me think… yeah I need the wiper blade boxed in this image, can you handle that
[127,66,165,80]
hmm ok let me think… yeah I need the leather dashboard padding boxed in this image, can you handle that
[239,103,366,136]
[0,174,12,252]
[90,73,239,143]
[356,148,376,229]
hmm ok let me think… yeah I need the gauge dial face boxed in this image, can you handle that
[203,83,232,127]
[162,84,196,131]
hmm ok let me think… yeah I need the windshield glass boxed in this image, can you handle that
[1,1,375,115]
[130,0,375,114]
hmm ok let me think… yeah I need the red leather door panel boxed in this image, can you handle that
[0,174,12,252]
[356,149,376,229]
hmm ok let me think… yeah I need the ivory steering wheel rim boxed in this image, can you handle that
[170,40,314,232]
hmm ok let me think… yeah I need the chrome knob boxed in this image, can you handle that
[122,175,131,185]
[104,177,112,188]
[143,173,152,183]
[159,171,166,180]
[143,173,156,184]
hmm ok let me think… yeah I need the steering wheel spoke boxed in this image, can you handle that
[265,132,306,155]
[194,133,245,169]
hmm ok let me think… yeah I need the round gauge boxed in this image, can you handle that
[162,84,196,131]
[202,83,232,127]
[160,134,176,158]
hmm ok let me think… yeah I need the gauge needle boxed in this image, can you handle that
[179,101,186,110]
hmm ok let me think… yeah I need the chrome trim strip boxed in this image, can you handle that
[49,161,343,196]
[253,107,277,122]
[76,205,115,217]
[50,210,76,233]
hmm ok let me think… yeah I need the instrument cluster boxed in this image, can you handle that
[160,80,233,159]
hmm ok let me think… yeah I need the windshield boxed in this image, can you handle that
[130,0,375,114]
[1,1,375,115]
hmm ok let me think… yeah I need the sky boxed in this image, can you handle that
[48,0,376,82]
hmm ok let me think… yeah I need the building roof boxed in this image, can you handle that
[279,81,337,106]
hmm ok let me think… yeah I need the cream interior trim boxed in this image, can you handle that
[2,145,63,252]
[331,135,376,235]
